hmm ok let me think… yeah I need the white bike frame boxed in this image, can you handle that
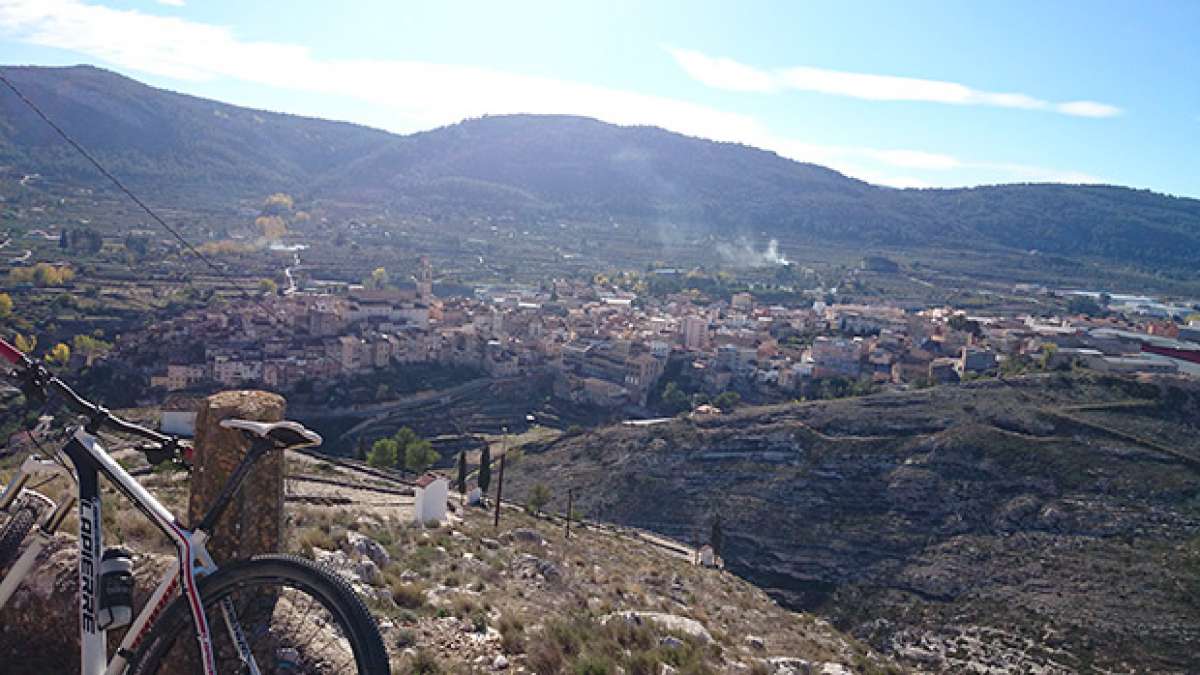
[0,427,245,675]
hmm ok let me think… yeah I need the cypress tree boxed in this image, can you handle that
[710,512,724,558]
[478,443,492,494]
[456,450,468,495]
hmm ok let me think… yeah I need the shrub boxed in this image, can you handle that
[499,614,526,654]
[573,654,615,675]
[526,640,565,675]
[405,649,440,675]
[391,582,426,609]
[394,629,417,649]
[527,483,551,516]
[297,527,336,555]
[624,650,660,675]
[546,618,585,656]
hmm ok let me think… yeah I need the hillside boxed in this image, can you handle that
[3,65,1200,270]
[502,374,1200,672]
[0,444,897,675]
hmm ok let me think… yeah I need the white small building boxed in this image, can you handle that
[160,396,201,437]
[695,544,722,568]
[413,474,449,525]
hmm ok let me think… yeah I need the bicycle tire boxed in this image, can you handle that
[0,496,40,572]
[127,554,391,675]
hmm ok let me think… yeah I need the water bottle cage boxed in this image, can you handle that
[100,573,133,608]
[99,549,134,630]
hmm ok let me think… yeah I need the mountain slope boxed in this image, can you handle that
[0,65,396,195]
[502,375,1200,672]
[3,65,1200,268]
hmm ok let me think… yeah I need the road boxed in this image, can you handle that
[283,252,300,295]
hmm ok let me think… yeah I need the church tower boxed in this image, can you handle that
[416,255,433,302]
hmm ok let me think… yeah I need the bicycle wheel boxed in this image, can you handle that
[0,495,41,572]
[128,554,391,675]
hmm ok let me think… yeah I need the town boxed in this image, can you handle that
[113,255,1200,420]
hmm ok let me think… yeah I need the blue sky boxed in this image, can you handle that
[0,0,1196,195]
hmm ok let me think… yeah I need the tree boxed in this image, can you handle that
[710,512,725,558]
[259,278,278,296]
[255,215,287,240]
[262,192,295,215]
[10,263,74,287]
[47,343,70,366]
[367,438,399,468]
[660,382,691,415]
[456,451,468,495]
[1066,295,1103,317]
[13,333,36,354]
[527,483,551,516]
[713,391,741,410]
[478,443,492,494]
[404,439,440,473]
[0,293,11,319]
[124,234,151,258]
[947,313,982,337]
[364,267,390,290]
[1039,344,1059,371]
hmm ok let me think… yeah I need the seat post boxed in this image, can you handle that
[194,437,274,535]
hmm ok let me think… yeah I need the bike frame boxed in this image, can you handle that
[0,427,226,675]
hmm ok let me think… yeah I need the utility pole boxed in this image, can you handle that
[565,488,573,539]
[494,426,507,528]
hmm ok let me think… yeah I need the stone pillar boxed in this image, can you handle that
[187,390,286,563]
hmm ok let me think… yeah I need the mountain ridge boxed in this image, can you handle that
[3,64,1199,269]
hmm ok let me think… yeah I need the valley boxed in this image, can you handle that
[501,375,1200,672]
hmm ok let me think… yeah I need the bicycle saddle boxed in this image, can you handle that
[219,419,323,450]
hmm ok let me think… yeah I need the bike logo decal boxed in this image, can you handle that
[78,498,100,634]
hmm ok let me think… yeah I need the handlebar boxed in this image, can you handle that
[3,335,185,459]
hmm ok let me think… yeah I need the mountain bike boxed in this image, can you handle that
[0,337,391,674]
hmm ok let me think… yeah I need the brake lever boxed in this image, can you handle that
[141,439,194,470]
[142,444,174,466]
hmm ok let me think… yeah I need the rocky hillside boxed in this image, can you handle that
[0,442,898,674]
[503,374,1200,673]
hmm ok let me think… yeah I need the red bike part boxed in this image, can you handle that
[0,337,24,366]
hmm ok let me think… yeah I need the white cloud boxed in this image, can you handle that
[0,0,1103,188]
[154,0,185,7]
[1054,100,1122,118]
[668,47,1122,119]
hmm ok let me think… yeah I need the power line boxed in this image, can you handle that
[0,68,289,325]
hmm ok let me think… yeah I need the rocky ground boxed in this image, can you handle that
[298,502,897,674]
[0,439,899,674]
[502,373,1200,673]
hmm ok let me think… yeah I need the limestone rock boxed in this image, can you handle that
[344,530,390,568]
[604,611,712,643]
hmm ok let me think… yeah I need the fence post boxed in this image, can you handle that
[187,390,286,563]
[565,489,572,539]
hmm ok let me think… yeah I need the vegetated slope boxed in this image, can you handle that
[3,65,1200,268]
[503,374,1200,673]
[0,442,899,675]
[0,64,396,198]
